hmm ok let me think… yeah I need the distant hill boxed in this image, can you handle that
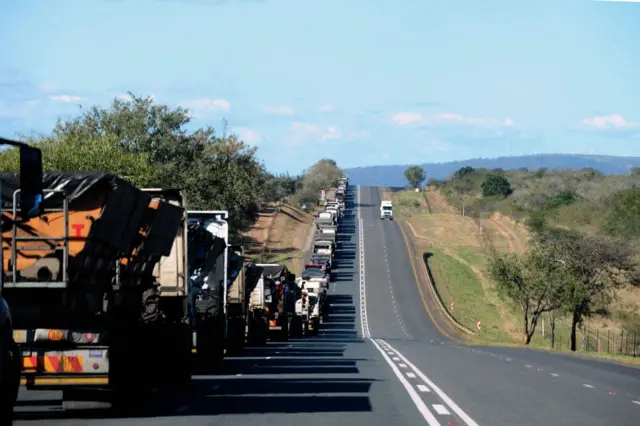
[344,154,640,187]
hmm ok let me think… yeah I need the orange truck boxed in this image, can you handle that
[1,173,192,410]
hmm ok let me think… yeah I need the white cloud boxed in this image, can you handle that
[581,114,637,130]
[49,95,87,103]
[346,130,370,139]
[289,122,342,144]
[392,112,515,128]
[318,105,335,112]
[40,82,57,92]
[181,98,230,114]
[286,123,369,145]
[263,106,294,115]
[236,128,261,143]
[392,112,423,125]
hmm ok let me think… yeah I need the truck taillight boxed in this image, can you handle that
[84,333,95,342]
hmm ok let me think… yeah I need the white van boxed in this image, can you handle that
[380,200,394,220]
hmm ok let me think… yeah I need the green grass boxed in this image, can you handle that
[456,247,487,267]
[425,248,512,343]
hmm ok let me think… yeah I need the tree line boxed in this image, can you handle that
[0,93,343,237]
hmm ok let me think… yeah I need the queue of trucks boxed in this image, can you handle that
[0,155,350,416]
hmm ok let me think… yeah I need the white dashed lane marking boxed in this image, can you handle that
[462,345,640,408]
[377,339,480,426]
[432,404,451,415]
[417,384,431,393]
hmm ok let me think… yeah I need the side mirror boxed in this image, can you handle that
[19,146,44,219]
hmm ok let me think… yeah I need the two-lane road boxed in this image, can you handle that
[12,185,640,425]
[359,185,640,426]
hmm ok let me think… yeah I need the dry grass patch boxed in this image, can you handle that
[264,204,315,273]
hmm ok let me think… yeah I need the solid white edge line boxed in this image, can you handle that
[357,185,370,339]
[370,339,441,426]
[381,340,480,426]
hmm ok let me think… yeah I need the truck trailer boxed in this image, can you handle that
[2,175,191,410]
[186,211,228,364]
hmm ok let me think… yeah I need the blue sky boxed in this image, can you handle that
[1,0,639,174]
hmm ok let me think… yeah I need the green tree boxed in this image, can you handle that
[602,187,640,240]
[481,174,513,197]
[0,133,154,186]
[404,166,426,189]
[488,244,569,344]
[543,190,578,209]
[453,166,475,180]
[296,159,343,205]
[0,93,269,233]
[536,229,638,351]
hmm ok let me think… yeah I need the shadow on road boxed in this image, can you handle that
[13,186,374,422]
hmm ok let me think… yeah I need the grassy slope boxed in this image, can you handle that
[395,186,640,366]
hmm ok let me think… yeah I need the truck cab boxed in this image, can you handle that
[380,200,394,220]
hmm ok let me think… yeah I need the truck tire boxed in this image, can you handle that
[0,337,20,423]
[161,323,192,389]
[248,317,268,345]
[226,317,246,355]
[290,316,303,338]
[310,318,320,336]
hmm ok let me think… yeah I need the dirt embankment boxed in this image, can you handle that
[238,203,315,273]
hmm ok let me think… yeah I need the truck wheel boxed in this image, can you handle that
[226,318,245,355]
[311,318,320,336]
[281,319,289,341]
[290,316,303,338]
[0,337,20,422]
[254,318,268,345]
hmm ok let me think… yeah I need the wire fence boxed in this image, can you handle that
[537,320,640,357]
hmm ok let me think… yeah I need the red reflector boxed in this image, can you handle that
[92,363,99,370]
[84,333,95,341]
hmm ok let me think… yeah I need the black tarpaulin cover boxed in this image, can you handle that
[260,264,288,279]
[0,172,138,207]
[244,263,264,305]
[0,172,151,253]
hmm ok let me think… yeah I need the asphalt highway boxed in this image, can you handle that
[13,185,640,425]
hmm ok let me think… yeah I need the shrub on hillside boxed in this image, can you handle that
[602,187,640,240]
[482,174,513,198]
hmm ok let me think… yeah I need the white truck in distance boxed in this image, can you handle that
[380,200,394,220]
